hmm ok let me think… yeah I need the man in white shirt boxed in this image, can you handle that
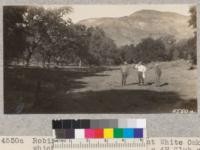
[135,61,147,85]
[120,61,129,86]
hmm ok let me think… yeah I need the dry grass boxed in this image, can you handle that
[4,60,197,113]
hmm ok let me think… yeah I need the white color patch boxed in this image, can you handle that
[75,129,85,139]
[136,119,146,128]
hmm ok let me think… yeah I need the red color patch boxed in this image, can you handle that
[94,128,104,138]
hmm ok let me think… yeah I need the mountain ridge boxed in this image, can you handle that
[78,9,194,47]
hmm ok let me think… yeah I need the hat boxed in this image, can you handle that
[124,61,127,65]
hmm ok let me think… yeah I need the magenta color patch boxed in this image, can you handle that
[85,129,95,138]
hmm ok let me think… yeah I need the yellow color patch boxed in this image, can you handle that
[104,128,113,138]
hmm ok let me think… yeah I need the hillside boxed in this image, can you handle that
[78,10,194,47]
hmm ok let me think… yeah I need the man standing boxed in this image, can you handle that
[155,63,162,87]
[135,62,147,85]
[120,61,129,86]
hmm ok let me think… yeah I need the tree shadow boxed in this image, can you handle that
[4,67,113,114]
[160,82,169,87]
[9,89,197,114]
[4,67,197,114]
[126,82,138,85]
[145,82,154,86]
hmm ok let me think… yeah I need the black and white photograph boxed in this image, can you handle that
[4,4,197,114]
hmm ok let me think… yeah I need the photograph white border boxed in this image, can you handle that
[0,0,199,137]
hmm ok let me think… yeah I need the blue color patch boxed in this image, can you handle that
[134,128,143,138]
[123,128,134,138]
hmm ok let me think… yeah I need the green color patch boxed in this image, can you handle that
[114,128,123,138]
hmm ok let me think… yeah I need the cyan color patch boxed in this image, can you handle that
[123,128,134,138]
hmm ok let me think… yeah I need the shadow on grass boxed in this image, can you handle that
[4,67,112,114]
[146,82,154,85]
[160,82,169,87]
[126,82,138,85]
[5,88,197,114]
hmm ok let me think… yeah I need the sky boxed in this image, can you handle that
[64,4,193,23]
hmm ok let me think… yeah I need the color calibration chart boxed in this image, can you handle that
[52,119,146,150]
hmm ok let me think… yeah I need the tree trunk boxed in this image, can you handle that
[47,57,51,68]
[25,58,30,67]
[25,48,33,67]
[42,59,46,68]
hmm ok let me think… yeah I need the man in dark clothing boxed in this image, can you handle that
[155,63,162,87]
[120,61,129,86]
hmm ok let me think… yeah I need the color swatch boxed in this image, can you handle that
[104,128,113,138]
[52,119,146,139]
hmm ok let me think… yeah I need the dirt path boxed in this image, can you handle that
[58,61,197,113]
[72,63,196,101]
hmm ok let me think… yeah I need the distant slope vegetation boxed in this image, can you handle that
[78,10,194,47]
